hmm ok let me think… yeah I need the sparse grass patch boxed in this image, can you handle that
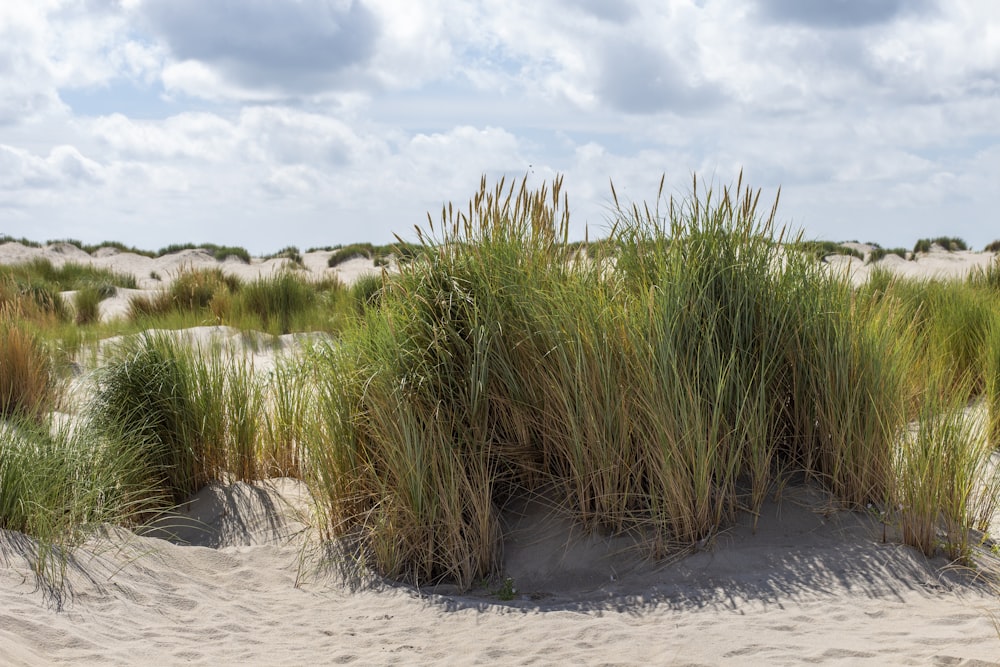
[914,237,968,253]
[73,286,103,325]
[867,246,908,263]
[263,246,304,266]
[790,240,864,261]
[157,243,251,264]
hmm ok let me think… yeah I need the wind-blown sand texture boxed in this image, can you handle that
[2,481,998,665]
[3,241,1000,665]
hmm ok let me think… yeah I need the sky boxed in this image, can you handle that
[1,0,998,254]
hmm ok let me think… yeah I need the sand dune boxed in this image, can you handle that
[1,480,998,665]
[3,241,1000,664]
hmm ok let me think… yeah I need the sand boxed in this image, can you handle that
[2,481,998,665]
[2,241,1000,665]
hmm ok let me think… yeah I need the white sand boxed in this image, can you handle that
[2,241,1000,664]
[824,243,997,286]
[2,481,998,665]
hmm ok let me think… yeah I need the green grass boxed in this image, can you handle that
[0,419,165,581]
[156,243,251,263]
[0,235,42,248]
[5,176,1000,593]
[262,246,304,266]
[790,240,864,261]
[867,246,909,263]
[0,258,137,292]
[301,174,915,587]
[0,318,54,422]
[914,236,969,253]
[348,272,384,311]
[126,267,354,335]
[88,332,293,503]
[236,271,317,335]
[325,241,423,267]
[73,286,104,325]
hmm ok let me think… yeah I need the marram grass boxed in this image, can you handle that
[4,175,1000,593]
[303,174,916,588]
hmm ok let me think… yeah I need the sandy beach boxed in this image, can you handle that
[2,240,1000,665]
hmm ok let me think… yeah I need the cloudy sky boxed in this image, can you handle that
[1,0,998,254]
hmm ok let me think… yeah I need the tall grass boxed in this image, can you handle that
[790,240,863,261]
[236,271,316,334]
[304,174,911,588]
[0,314,54,421]
[895,371,995,561]
[90,332,297,504]
[0,419,165,580]
[73,286,103,325]
[867,246,908,263]
[127,267,352,335]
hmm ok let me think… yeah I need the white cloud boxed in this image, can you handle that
[1,0,999,251]
[140,0,378,97]
[90,112,239,160]
[0,144,103,190]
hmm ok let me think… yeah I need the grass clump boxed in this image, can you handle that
[895,372,997,561]
[0,277,69,325]
[73,286,104,325]
[235,271,316,335]
[867,246,908,263]
[790,240,863,261]
[0,316,54,422]
[0,419,163,580]
[89,333,282,503]
[349,272,384,311]
[327,243,378,267]
[157,243,251,264]
[914,237,968,253]
[128,267,238,320]
[985,240,1000,253]
[305,174,908,589]
[326,241,422,268]
[263,246,304,266]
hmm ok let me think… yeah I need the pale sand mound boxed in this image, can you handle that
[0,242,388,306]
[823,247,997,286]
[2,480,999,665]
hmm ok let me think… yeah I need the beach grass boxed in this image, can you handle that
[298,174,916,587]
[0,315,55,422]
[914,236,969,253]
[3,176,1000,591]
[126,267,355,335]
[0,419,164,582]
